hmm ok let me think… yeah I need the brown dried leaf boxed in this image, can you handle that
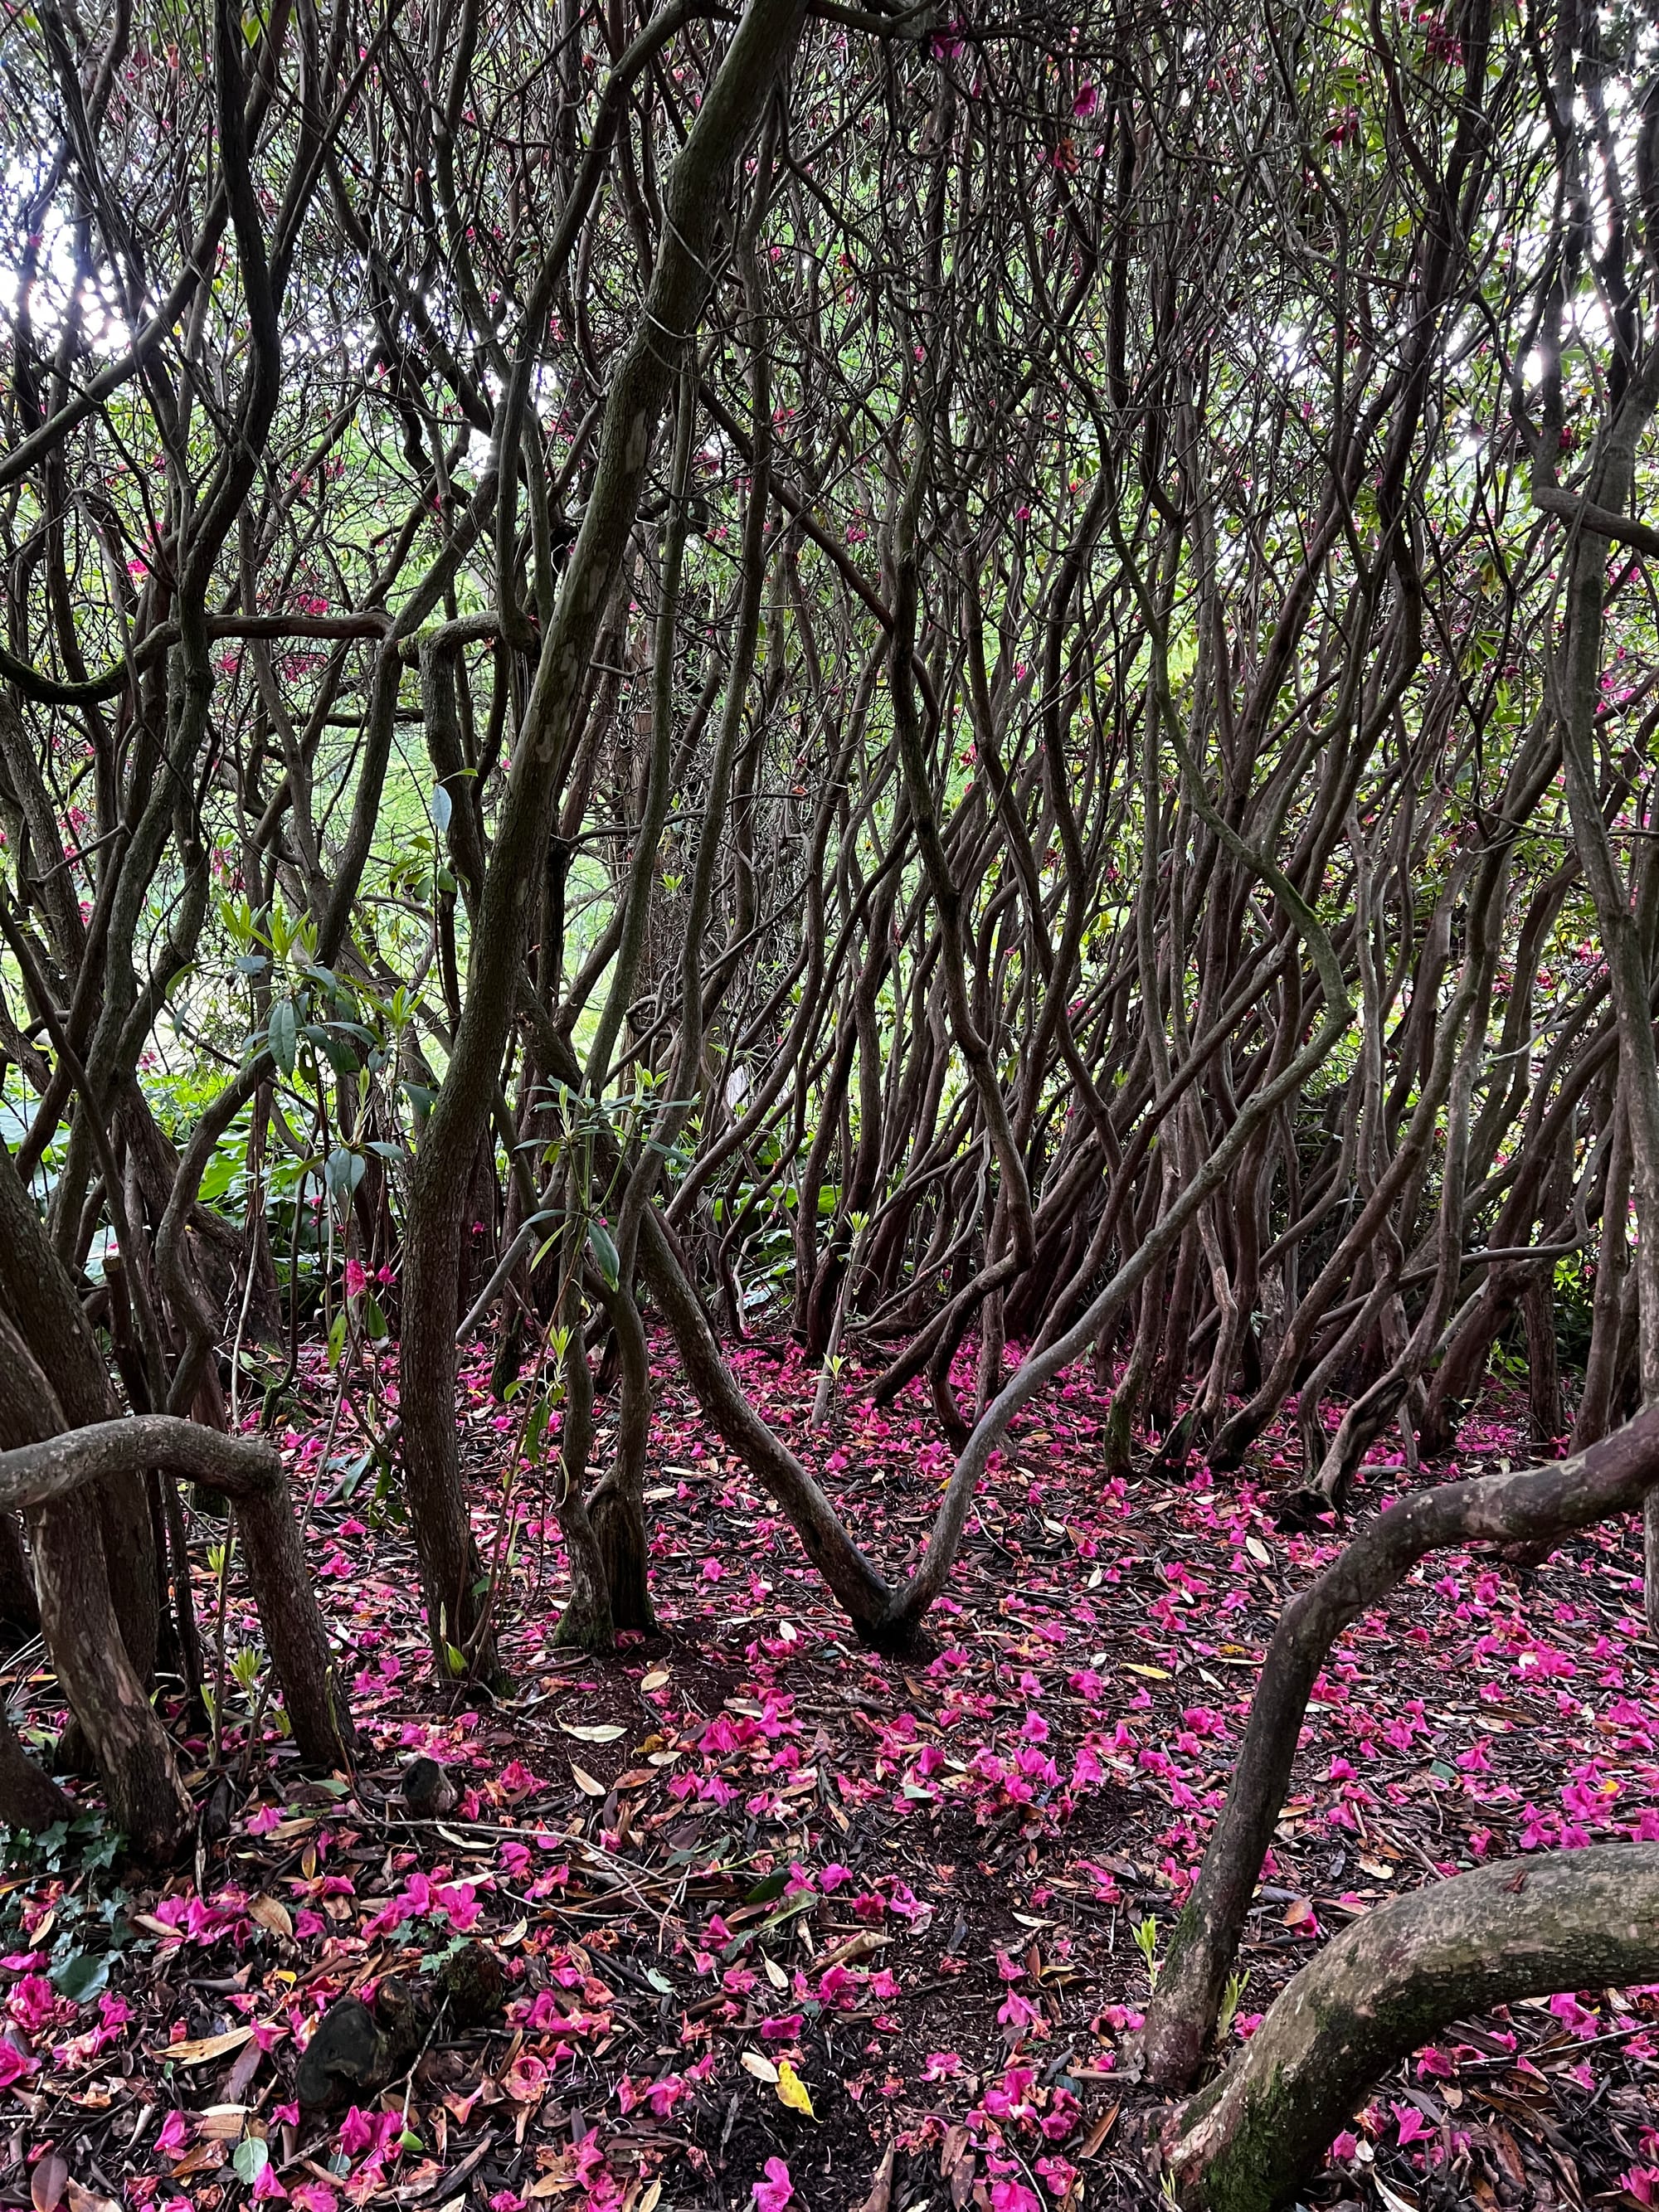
[853,2143,894,2212]
[31,2152,67,2212]
[1078,2103,1120,2158]
[65,2184,120,2212]
[223,2030,276,2103]
[153,2025,255,2066]
[248,1894,294,1940]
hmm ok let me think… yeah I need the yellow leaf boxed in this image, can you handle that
[1121,1663,1170,1680]
[561,1723,625,1743]
[776,2059,815,2119]
[640,1668,670,1693]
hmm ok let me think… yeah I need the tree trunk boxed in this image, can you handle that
[550,1286,615,1651]
[29,1491,192,1860]
[1141,1400,1659,2091]
[588,1274,657,1634]
[0,1416,356,1777]
[1165,1845,1659,2212]
[0,1296,188,1860]
[1522,1269,1563,1446]
[0,1143,158,1685]
[395,0,809,1684]
[1574,1084,1632,1451]
[0,1713,73,1833]
[0,1511,40,1650]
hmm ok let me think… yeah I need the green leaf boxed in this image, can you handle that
[431,783,453,834]
[51,1948,109,2003]
[318,1030,362,1077]
[268,999,298,1077]
[525,1395,552,1464]
[586,1218,620,1290]
[325,1145,366,1198]
[721,1890,815,1960]
[232,2137,270,2185]
[198,1152,239,1205]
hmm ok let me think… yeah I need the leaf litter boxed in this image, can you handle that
[0,1338,1655,2212]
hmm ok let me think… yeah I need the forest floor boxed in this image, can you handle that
[2,1337,1658,2212]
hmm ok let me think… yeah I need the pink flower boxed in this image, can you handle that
[990,2185,1041,2212]
[0,2038,37,2088]
[338,2107,376,2157]
[8,1977,56,2033]
[503,2054,547,2103]
[1327,2132,1358,2161]
[158,2110,194,2157]
[343,1258,367,1299]
[752,2157,794,2212]
[1550,1991,1598,2038]
[1393,2103,1433,2148]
